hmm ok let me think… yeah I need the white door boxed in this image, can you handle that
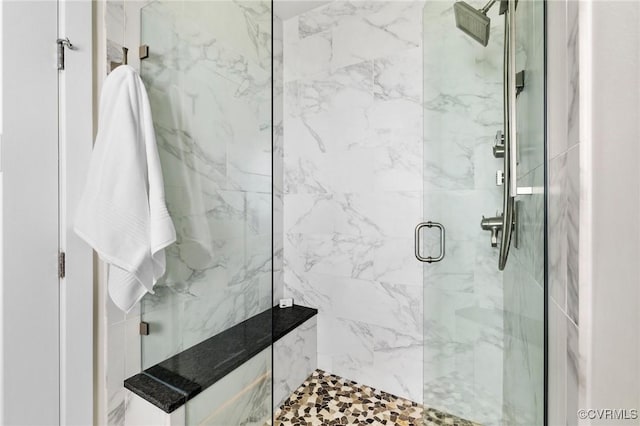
[2,1,60,424]
[1,2,93,425]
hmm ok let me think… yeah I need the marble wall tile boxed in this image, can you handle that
[317,315,423,402]
[566,0,580,148]
[566,145,580,325]
[297,1,354,38]
[547,2,582,424]
[284,31,332,82]
[547,0,569,159]
[374,47,422,103]
[273,317,318,408]
[172,0,272,72]
[330,9,420,71]
[284,191,422,238]
[297,61,374,116]
[549,150,568,309]
[274,16,285,304]
[107,321,126,426]
[106,0,124,43]
[186,348,272,426]
[106,0,125,71]
[566,317,579,426]
[106,314,143,426]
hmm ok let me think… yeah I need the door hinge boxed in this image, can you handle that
[56,37,74,71]
[58,252,66,279]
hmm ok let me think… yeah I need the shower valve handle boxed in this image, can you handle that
[481,214,503,248]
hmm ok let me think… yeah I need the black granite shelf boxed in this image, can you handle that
[124,304,317,413]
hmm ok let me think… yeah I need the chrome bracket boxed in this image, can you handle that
[139,322,150,336]
[139,45,150,60]
[516,70,525,96]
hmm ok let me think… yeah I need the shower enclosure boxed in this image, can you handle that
[110,0,545,424]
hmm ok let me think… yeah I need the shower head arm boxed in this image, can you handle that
[480,0,497,14]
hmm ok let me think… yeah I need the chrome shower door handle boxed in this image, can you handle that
[415,222,445,263]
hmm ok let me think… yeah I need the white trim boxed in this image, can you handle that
[93,1,108,424]
[59,1,94,424]
[0,0,4,419]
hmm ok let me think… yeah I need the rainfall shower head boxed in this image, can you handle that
[453,0,493,47]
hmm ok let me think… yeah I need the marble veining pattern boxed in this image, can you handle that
[566,145,580,326]
[274,16,285,304]
[187,348,272,426]
[104,1,273,425]
[275,370,481,426]
[138,0,273,368]
[547,2,582,424]
[274,317,318,409]
[549,153,568,308]
[282,0,424,403]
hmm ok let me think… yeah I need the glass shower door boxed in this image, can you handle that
[138,1,273,424]
[421,1,544,425]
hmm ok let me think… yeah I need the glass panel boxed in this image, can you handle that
[502,0,545,424]
[422,1,545,425]
[139,1,272,423]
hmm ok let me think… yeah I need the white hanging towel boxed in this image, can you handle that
[74,65,176,313]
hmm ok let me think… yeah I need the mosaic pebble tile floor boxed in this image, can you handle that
[275,370,481,426]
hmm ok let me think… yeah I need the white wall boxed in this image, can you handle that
[586,2,640,423]
[0,1,4,420]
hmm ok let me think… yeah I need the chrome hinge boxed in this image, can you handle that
[56,37,74,71]
[58,252,66,279]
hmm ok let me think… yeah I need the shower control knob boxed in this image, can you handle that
[496,170,504,186]
[493,130,505,158]
[481,214,503,248]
